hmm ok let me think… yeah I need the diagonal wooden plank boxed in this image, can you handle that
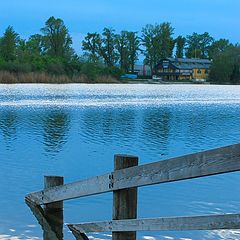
[26,143,240,205]
[68,225,89,240]
[25,173,111,205]
[113,143,240,190]
[25,198,61,240]
[68,214,240,233]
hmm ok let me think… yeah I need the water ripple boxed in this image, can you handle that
[0,84,240,240]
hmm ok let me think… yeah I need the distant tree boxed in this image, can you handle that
[186,32,214,58]
[16,39,28,62]
[14,34,45,71]
[209,45,240,83]
[115,31,129,72]
[82,32,101,63]
[115,31,140,73]
[26,34,44,55]
[185,33,202,58]
[231,62,240,83]
[127,31,140,73]
[141,24,155,71]
[41,16,73,59]
[175,36,186,58]
[0,26,20,61]
[200,32,214,58]
[98,28,118,67]
[142,22,174,71]
[208,38,231,59]
[158,22,175,58]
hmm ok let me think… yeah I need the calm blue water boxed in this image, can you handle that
[0,84,240,240]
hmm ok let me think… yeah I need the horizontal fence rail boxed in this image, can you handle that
[26,143,240,205]
[25,143,240,240]
[68,213,240,233]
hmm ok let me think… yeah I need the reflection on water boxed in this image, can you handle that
[0,110,18,146]
[81,109,136,145]
[142,108,171,152]
[42,111,70,154]
[0,84,240,240]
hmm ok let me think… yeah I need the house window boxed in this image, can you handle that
[197,69,201,74]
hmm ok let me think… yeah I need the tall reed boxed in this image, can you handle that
[0,71,119,84]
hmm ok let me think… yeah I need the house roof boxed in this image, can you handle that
[166,58,211,70]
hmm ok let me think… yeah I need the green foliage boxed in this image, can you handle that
[44,57,66,75]
[127,31,140,72]
[158,22,175,58]
[80,62,122,81]
[186,32,214,58]
[101,66,123,78]
[0,17,239,84]
[209,45,240,83]
[82,32,101,63]
[83,28,119,67]
[115,31,129,72]
[208,39,231,59]
[41,16,73,59]
[80,62,102,81]
[26,34,44,55]
[0,26,20,61]
[115,31,140,73]
[98,28,118,67]
[64,55,82,76]
[0,57,7,70]
[175,36,186,58]
[30,55,47,71]
[1,61,32,73]
[142,22,174,70]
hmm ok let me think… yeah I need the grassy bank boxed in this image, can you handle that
[0,71,119,84]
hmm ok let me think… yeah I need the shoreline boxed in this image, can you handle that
[0,81,239,85]
[0,71,239,85]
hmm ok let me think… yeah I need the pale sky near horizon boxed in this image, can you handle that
[0,0,239,53]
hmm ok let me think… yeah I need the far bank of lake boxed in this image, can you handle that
[0,71,238,85]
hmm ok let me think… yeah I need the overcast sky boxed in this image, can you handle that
[0,0,239,53]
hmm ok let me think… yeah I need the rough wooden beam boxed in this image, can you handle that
[26,143,240,205]
[25,173,110,205]
[68,225,89,240]
[25,198,60,240]
[112,155,138,240]
[112,143,240,190]
[68,214,240,233]
[43,176,64,240]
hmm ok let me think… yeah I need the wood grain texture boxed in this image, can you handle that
[26,173,111,204]
[44,176,64,211]
[112,155,138,240]
[26,143,240,205]
[43,176,64,240]
[68,225,90,240]
[25,198,60,240]
[68,214,240,233]
[112,143,240,190]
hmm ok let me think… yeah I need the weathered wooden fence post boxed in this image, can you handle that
[44,176,64,240]
[113,155,138,240]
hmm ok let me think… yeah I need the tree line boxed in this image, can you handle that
[0,16,239,83]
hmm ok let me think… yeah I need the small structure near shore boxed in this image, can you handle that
[155,58,212,81]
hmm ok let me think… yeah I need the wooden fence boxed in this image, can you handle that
[25,143,240,240]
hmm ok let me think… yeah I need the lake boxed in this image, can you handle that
[0,84,240,240]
